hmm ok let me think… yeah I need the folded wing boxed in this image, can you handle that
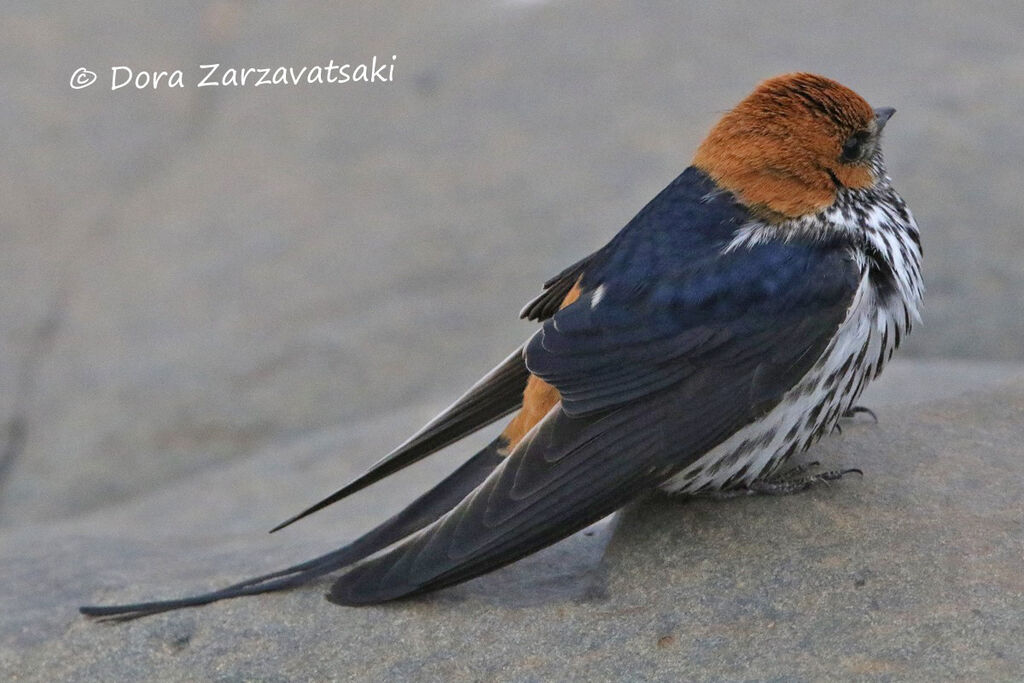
[328,230,861,604]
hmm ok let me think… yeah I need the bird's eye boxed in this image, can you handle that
[841,134,866,162]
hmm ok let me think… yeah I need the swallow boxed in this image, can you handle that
[81,72,923,620]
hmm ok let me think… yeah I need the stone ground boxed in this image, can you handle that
[2,1,1023,680]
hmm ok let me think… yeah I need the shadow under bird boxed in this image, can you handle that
[81,72,923,620]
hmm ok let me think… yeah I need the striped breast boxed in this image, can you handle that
[663,182,923,494]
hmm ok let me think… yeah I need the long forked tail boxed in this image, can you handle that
[80,438,508,621]
[269,346,529,532]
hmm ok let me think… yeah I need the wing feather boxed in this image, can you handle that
[519,253,597,321]
[327,232,860,604]
[329,402,667,605]
[270,346,529,531]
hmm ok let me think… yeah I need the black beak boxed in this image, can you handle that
[874,107,896,131]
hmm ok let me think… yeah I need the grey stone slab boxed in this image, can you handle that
[602,385,1024,680]
[1,361,1022,680]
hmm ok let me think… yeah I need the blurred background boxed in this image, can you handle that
[2,0,1023,531]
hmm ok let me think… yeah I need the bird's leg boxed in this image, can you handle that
[698,461,863,499]
[775,460,820,479]
[747,466,863,496]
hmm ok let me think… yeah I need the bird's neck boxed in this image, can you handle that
[726,180,924,325]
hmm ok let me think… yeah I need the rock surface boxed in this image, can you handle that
[4,1,1024,680]
[2,362,1022,681]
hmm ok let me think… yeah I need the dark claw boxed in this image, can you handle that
[843,405,878,423]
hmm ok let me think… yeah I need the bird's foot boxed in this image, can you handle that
[692,461,863,500]
[773,460,821,479]
[747,463,863,496]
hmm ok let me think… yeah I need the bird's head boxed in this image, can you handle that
[693,73,896,221]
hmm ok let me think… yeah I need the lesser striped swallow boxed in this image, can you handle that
[82,73,923,619]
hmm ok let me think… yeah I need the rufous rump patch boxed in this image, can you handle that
[499,374,561,453]
[500,281,582,453]
[559,281,582,308]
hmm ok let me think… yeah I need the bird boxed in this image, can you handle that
[81,72,923,620]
